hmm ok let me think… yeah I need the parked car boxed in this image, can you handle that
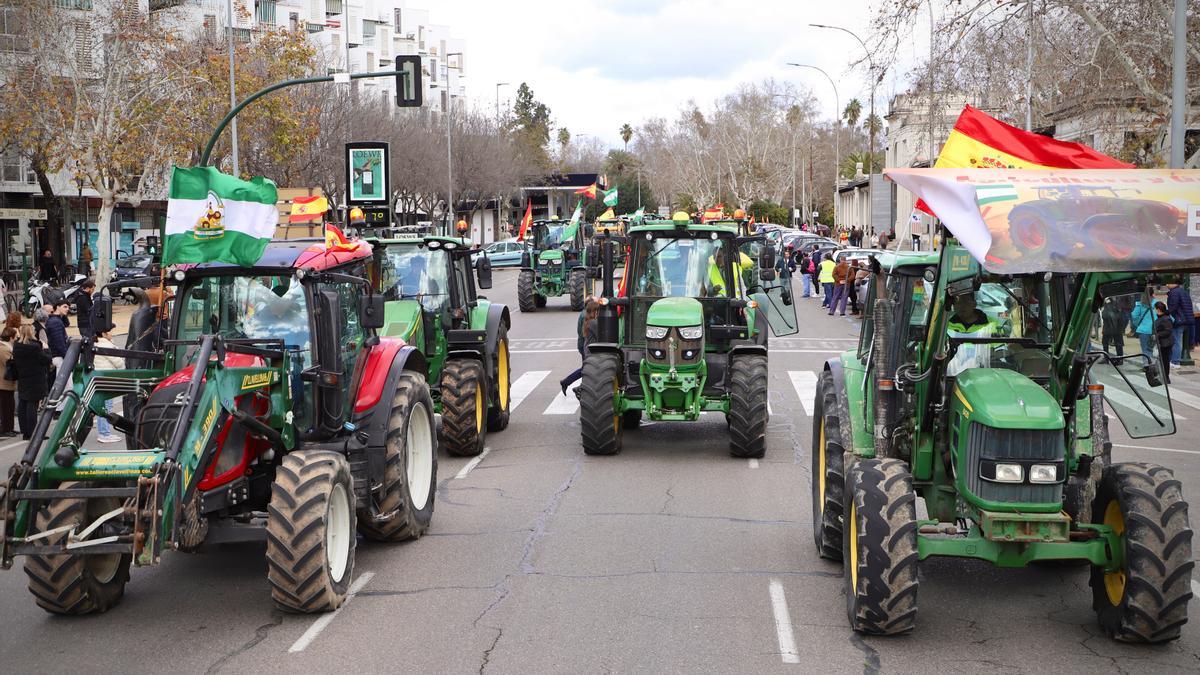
[472,239,532,267]
[109,253,157,301]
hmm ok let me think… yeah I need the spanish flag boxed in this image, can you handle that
[574,183,598,199]
[289,194,329,223]
[701,204,724,223]
[918,105,1131,214]
[516,201,533,241]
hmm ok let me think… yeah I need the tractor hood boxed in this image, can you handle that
[382,299,423,345]
[646,297,704,328]
[155,352,263,391]
[952,368,1063,430]
[537,249,564,263]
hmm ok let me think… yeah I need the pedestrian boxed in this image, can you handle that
[1101,299,1125,357]
[870,231,879,248]
[75,278,96,340]
[854,263,870,313]
[93,323,123,443]
[818,254,836,308]
[559,298,600,395]
[799,249,814,298]
[32,306,49,346]
[37,250,57,282]
[46,300,71,362]
[4,309,21,333]
[1131,296,1156,368]
[829,256,850,316]
[11,324,50,440]
[776,246,796,283]
[1166,279,1194,368]
[0,327,16,437]
[1154,301,1174,384]
[878,230,890,250]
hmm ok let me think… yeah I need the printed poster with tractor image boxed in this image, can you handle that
[346,142,389,205]
[887,168,1200,273]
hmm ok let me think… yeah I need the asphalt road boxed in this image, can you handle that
[1,268,1199,673]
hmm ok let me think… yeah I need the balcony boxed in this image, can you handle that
[305,22,324,33]
[53,0,93,9]
[325,0,342,15]
[226,27,252,43]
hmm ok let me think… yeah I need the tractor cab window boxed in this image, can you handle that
[452,253,475,308]
[535,224,566,250]
[382,246,452,316]
[630,237,741,299]
[945,277,1055,378]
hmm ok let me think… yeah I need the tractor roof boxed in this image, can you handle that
[874,250,941,269]
[371,235,474,248]
[183,239,373,273]
[628,219,740,236]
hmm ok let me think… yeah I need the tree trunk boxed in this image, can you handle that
[32,166,64,271]
[93,194,115,287]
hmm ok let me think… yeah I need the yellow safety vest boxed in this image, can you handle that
[818,259,835,283]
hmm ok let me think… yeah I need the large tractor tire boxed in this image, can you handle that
[23,482,132,615]
[357,372,437,542]
[439,359,488,456]
[486,323,511,432]
[580,352,623,456]
[518,270,537,312]
[812,369,846,561]
[1090,462,1193,643]
[1009,211,1055,256]
[843,458,919,635]
[728,353,768,458]
[266,450,357,613]
[568,267,588,311]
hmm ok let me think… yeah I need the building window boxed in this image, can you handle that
[1,150,35,185]
[288,11,298,31]
[430,57,437,83]
[72,19,93,72]
[53,0,93,9]
[255,0,276,26]
[393,8,401,33]
[0,5,31,53]
[203,14,217,40]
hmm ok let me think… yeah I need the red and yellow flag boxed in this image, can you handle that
[701,204,724,223]
[289,195,329,223]
[574,183,598,199]
[516,201,533,241]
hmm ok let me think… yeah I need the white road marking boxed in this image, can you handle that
[748,458,760,469]
[288,571,375,653]
[544,381,581,415]
[1192,580,1200,599]
[1113,443,1200,456]
[788,371,818,416]
[1168,387,1200,411]
[454,447,491,479]
[509,370,550,411]
[1102,387,1185,421]
[768,579,800,664]
[768,400,774,416]
[511,349,580,354]
[770,349,843,354]
[509,337,577,342]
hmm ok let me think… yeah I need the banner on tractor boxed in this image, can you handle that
[886,168,1200,274]
[164,166,278,266]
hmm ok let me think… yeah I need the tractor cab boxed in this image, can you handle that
[518,218,593,312]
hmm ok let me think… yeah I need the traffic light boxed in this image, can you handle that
[395,55,423,108]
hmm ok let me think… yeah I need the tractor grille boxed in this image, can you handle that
[964,424,1063,505]
[538,259,562,274]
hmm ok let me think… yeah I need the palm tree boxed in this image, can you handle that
[557,127,571,152]
[619,123,633,150]
[842,98,862,129]
[863,114,883,173]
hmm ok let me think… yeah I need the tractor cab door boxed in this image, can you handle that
[450,251,477,327]
[313,266,368,433]
[1090,291,1176,438]
[737,237,798,337]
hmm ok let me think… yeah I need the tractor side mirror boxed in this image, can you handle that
[359,294,386,330]
[476,256,493,289]
[759,268,777,282]
[90,294,113,341]
[758,245,776,270]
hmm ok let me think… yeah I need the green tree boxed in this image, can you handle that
[511,82,552,170]
[748,200,788,225]
[619,123,633,150]
[839,151,885,179]
[557,127,571,152]
[842,98,862,129]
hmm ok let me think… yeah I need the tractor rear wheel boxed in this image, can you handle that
[23,482,131,615]
[357,372,437,542]
[812,369,846,561]
[580,352,623,455]
[267,450,357,613]
[439,359,488,456]
[518,270,537,312]
[844,458,919,635]
[569,267,588,311]
[728,353,768,458]
[486,323,511,432]
[1090,462,1192,643]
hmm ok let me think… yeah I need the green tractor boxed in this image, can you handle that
[579,214,798,457]
[517,218,592,312]
[0,239,438,614]
[371,234,512,456]
[814,176,1195,641]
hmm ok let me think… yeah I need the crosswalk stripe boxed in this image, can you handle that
[1167,387,1200,411]
[788,371,818,416]
[509,370,550,411]
[1103,386,1184,421]
[543,381,581,415]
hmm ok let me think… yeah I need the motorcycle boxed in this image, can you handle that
[24,274,86,318]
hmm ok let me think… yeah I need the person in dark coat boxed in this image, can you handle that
[1154,301,1174,384]
[1166,280,1194,367]
[11,325,51,439]
[75,278,96,341]
[1101,299,1125,357]
[46,300,71,360]
[37,250,57,282]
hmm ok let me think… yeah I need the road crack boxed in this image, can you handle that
[848,631,880,675]
[479,627,503,674]
[205,612,282,674]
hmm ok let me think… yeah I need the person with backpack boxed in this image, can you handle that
[798,249,814,298]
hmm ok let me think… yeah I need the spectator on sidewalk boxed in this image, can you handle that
[0,327,15,437]
[1166,280,1194,367]
[46,301,71,362]
[1101,299,1126,357]
[75,279,96,340]
[11,325,50,440]
[1131,297,1156,368]
[93,323,123,443]
[4,310,21,333]
[818,254,836,308]
[829,257,850,316]
[798,249,814,298]
[1154,301,1174,384]
[37,250,57,282]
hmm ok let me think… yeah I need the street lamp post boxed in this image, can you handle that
[445,52,463,231]
[495,81,509,122]
[810,23,879,174]
[226,0,238,175]
[787,63,839,228]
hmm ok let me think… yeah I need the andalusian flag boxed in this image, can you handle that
[918,105,1130,215]
[165,166,278,266]
[574,183,598,199]
[633,207,645,218]
[603,186,618,207]
[561,200,583,241]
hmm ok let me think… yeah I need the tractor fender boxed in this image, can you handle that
[586,342,621,359]
[823,357,857,455]
[478,302,510,380]
[729,343,767,358]
[354,338,426,419]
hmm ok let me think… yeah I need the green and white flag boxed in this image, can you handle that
[561,199,583,241]
[164,166,279,266]
[633,207,645,218]
[603,186,619,207]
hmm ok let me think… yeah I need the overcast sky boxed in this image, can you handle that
[431,0,928,148]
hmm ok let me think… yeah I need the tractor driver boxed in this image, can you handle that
[706,243,753,298]
[946,292,996,376]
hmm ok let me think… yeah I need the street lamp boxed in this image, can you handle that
[495,81,509,122]
[810,23,881,175]
[787,62,839,228]
[444,52,463,230]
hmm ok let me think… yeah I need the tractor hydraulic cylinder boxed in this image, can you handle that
[165,335,215,464]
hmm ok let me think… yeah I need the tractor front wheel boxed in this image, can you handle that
[844,458,919,635]
[439,359,488,456]
[357,372,437,542]
[23,482,131,615]
[1090,462,1192,643]
[518,270,537,312]
[266,450,357,613]
[728,353,768,458]
[486,323,511,432]
[568,267,588,310]
[812,369,846,561]
[580,352,623,455]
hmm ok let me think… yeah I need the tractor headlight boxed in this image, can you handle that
[1029,464,1060,484]
[679,325,703,340]
[646,325,669,340]
[993,463,1024,483]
